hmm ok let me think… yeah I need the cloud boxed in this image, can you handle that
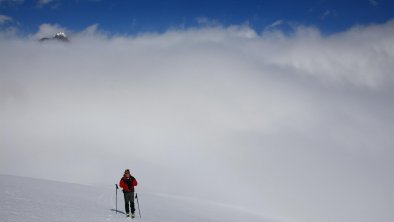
[36,0,61,8]
[368,0,379,6]
[1,21,393,222]
[195,17,221,27]
[263,21,394,87]
[31,23,69,39]
[319,9,339,20]
[0,14,12,25]
[320,10,331,19]
[37,0,53,5]
[265,20,284,30]
[0,0,24,5]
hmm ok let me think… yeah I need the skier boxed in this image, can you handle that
[119,169,138,218]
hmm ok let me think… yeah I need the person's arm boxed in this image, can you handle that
[119,179,126,190]
[133,178,138,187]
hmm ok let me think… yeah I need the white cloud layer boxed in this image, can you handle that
[1,21,393,222]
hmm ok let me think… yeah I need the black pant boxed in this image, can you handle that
[123,192,135,214]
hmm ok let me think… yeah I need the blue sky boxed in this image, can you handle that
[1,0,394,35]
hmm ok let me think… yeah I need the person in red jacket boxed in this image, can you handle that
[119,169,138,218]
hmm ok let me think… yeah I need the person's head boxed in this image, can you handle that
[124,169,130,178]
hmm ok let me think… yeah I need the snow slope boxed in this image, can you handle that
[0,175,277,222]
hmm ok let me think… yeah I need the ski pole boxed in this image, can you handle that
[115,184,119,214]
[135,193,141,218]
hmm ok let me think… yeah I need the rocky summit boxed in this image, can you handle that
[39,32,69,42]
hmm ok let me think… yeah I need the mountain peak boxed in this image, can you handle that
[39,32,70,42]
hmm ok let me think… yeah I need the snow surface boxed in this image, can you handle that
[0,175,277,222]
[55,32,67,38]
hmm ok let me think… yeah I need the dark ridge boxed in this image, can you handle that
[39,32,70,42]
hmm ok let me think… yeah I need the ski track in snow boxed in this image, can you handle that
[0,175,276,222]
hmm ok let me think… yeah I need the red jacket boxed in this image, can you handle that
[119,175,138,192]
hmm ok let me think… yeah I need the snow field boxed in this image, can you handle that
[0,175,275,222]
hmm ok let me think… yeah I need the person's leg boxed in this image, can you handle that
[130,192,135,215]
[124,192,131,215]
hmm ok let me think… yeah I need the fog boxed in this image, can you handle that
[1,21,393,222]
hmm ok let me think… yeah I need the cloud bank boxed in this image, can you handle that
[1,21,393,222]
